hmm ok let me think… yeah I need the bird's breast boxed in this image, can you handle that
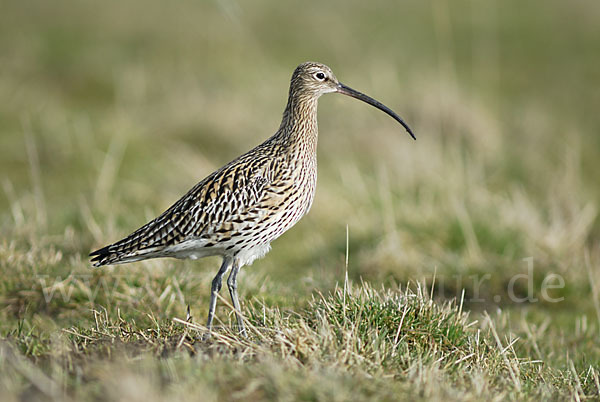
[273,154,317,228]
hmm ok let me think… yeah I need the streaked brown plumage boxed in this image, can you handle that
[90,62,415,336]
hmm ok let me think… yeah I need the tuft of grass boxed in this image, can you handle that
[0,282,526,400]
[3,280,596,400]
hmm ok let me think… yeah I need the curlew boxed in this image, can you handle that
[90,62,415,337]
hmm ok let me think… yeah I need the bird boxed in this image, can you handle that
[90,62,415,337]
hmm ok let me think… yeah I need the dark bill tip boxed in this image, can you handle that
[337,83,415,140]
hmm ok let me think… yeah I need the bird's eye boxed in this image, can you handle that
[314,72,326,81]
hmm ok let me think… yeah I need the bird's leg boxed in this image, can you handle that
[206,257,232,337]
[227,260,247,337]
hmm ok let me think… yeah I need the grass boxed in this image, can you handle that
[1,0,600,400]
[0,282,545,400]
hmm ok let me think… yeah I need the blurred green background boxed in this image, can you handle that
[1,0,599,318]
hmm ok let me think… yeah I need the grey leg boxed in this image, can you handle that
[227,260,247,337]
[206,257,232,335]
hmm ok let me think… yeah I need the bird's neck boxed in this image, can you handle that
[276,96,319,156]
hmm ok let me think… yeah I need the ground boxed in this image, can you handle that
[1,0,600,400]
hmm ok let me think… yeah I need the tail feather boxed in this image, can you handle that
[89,222,162,266]
[89,245,112,266]
[89,243,131,267]
[90,180,202,267]
[89,243,159,267]
[89,212,183,267]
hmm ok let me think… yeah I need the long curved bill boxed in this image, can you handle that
[337,83,416,140]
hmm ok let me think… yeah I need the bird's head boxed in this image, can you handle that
[290,62,340,98]
[289,62,415,140]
